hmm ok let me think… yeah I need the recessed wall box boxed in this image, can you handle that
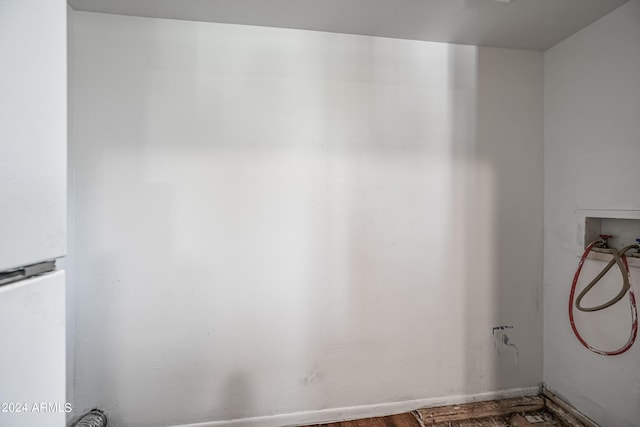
[577,209,640,268]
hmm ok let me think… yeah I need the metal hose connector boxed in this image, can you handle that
[73,409,107,427]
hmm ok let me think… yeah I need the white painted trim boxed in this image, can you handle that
[172,386,541,427]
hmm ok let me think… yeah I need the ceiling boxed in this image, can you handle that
[67,0,629,50]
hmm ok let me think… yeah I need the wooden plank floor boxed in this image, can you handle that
[301,409,564,427]
[416,397,545,423]
[302,413,420,427]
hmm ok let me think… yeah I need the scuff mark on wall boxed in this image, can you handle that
[493,325,519,365]
[302,366,325,385]
[501,333,520,365]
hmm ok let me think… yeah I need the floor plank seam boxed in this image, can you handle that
[411,410,427,427]
[299,392,595,426]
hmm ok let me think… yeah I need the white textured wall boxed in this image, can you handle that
[0,0,66,271]
[65,4,76,422]
[544,1,640,426]
[0,271,66,427]
[0,1,67,425]
[70,11,543,427]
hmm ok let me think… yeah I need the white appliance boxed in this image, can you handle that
[0,0,67,426]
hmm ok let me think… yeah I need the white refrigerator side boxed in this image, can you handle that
[0,270,66,426]
[0,0,67,271]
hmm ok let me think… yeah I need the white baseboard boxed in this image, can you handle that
[173,385,541,427]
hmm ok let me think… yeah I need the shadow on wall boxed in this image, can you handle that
[459,47,543,395]
[219,373,254,421]
[69,11,543,426]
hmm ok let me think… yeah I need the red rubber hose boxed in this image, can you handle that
[569,241,638,355]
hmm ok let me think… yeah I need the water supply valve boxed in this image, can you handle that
[632,238,640,258]
[592,234,616,253]
[599,234,613,248]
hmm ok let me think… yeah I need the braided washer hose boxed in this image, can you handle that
[569,240,639,355]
